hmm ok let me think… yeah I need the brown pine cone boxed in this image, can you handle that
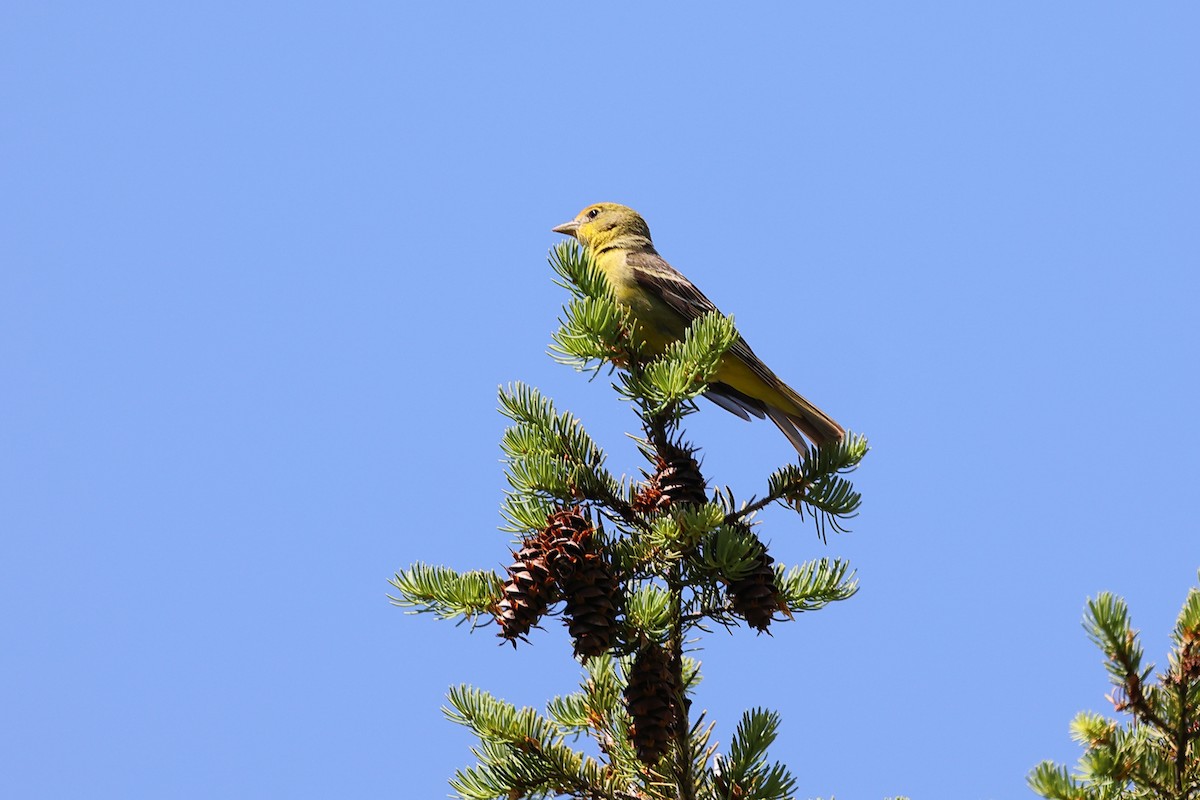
[726,535,786,633]
[542,508,621,660]
[495,536,554,644]
[632,442,707,512]
[624,641,679,765]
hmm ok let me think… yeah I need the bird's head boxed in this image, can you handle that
[552,203,654,251]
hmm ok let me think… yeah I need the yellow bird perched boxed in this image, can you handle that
[552,202,844,454]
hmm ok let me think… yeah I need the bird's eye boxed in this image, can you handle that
[587,208,600,219]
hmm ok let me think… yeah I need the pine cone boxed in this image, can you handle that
[559,549,621,660]
[542,509,621,660]
[495,536,554,644]
[726,534,786,633]
[624,642,679,765]
[1178,639,1200,683]
[541,508,592,580]
[633,442,707,512]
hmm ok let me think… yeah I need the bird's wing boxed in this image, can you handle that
[626,251,776,384]
[626,251,719,320]
[703,385,767,420]
[627,251,843,448]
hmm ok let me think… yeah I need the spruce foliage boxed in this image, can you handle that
[1029,573,1200,800]
[391,241,870,799]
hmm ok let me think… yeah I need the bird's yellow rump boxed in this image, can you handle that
[552,202,844,454]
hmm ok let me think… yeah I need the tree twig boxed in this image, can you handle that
[668,562,696,800]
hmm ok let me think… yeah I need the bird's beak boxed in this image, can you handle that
[552,220,580,238]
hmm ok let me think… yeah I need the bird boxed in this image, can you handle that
[552,202,844,454]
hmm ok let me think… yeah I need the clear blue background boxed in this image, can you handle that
[3,3,1197,798]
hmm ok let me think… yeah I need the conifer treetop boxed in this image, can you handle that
[391,241,872,800]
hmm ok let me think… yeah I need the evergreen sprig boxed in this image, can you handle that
[499,382,630,518]
[638,311,738,414]
[697,524,767,582]
[388,564,501,625]
[551,295,634,370]
[445,685,635,800]
[752,432,870,540]
[1029,572,1200,800]
[776,558,859,613]
[550,240,614,303]
[713,709,798,800]
[624,584,674,639]
[548,242,642,372]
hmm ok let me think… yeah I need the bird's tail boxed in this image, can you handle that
[767,384,845,454]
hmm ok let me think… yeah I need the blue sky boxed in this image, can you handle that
[2,3,1197,798]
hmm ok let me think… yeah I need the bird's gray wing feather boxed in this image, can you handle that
[626,251,778,386]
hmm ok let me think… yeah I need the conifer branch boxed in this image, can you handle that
[776,559,859,613]
[1030,573,1200,800]
[1086,592,1174,735]
[549,240,615,304]
[388,564,501,625]
[499,383,645,531]
[445,685,645,800]
[727,433,869,540]
[714,709,798,800]
[548,242,645,375]
[638,311,737,415]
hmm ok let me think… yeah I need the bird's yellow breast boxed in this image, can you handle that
[593,249,639,301]
[593,248,686,353]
